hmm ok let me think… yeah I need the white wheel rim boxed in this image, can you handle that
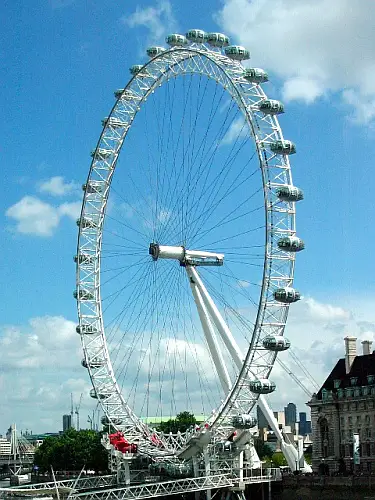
[76,42,299,457]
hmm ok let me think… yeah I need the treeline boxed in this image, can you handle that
[33,429,108,473]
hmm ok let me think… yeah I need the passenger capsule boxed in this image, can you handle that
[243,68,269,84]
[146,46,165,58]
[82,358,105,369]
[114,89,139,101]
[276,185,304,202]
[129,64,146,76]
[232,414,257,429]
[186,29,208,43]
[274,287,301,304]
[101,416,123,426]
[277,236,305,252]
[91,148,112,160]
[259,99,284,115]
[166,34,188,47]
[82,182,104,194]
[262,335,291,351]
[249,379,276,394]
[76,218,97,229]
[224,45,250,61]
[207,33,230,47]
[270,140,296,155]
[90,388,108,400]
[76,324,97,334]
[74,254,94,265]
[73,289,94,301]
[114,88,124,99]
[102,117,129,129]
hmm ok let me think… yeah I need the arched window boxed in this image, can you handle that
[320,417,330,458]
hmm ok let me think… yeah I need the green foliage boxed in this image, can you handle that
[33,429,108,473]
[254,437,273,460]
[157,412,197,434]
[270,451,288,467]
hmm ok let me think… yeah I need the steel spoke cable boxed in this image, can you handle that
[157,84,233,244]
[157,78,223,238]
[154,73,194,243]
[184,105,248,237]
[186,153,259,245]
[187,134,258,244]
[103,261,155,346]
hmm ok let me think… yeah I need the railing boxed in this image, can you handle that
[0,469,281,500]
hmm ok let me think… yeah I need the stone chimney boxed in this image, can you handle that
[344,336,357,374]
[361,340,373,355]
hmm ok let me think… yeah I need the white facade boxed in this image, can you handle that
[0,437,11,455]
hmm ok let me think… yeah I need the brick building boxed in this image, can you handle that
[308,337,375,473]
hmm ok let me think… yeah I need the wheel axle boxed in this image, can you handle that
[149,243,224,267]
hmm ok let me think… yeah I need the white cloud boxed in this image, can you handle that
[0,315,97,432]
[38,176,79,197]
[221,117,248,145]
[6,196,61,236]
[59,201,82,219]
[122,0,178,46]
[6,196,81,237]
[217,0,375,123]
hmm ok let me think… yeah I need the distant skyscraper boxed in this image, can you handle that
[63,414,72,432]
[298,412,312,435]
[257,405,269,429]
[284,402,297,426]
[299,412,307,435]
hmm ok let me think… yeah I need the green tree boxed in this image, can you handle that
[254,437,273,460]
[157,412,197,434]
[33,429,108,473]
[270,451,287,467]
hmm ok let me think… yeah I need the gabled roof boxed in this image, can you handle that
[316,353,375,398]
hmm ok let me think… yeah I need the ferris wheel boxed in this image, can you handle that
[75,29,304,459]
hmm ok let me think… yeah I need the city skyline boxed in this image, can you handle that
[1,0,375,432]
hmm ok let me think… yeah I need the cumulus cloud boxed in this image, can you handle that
[266,295,375,414]
[0,316,79,371]
[6,196,81,236]
[38,176,79,197]
[122,0,178,46]
[217,0,375,123]
[0,316,95,432]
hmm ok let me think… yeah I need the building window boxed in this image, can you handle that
[334,379,341,389]
[340,416,345,427]
[346,388,353,397]
[367,375,374,384]
[320,418,330,458]
[351,402,357,411]
[369,401,374,410]
[366,443,371,456]
[357,415,362,425]
[350,377,358,386]
[363,386,369,396]
[338,388,344,398]
[365,415,370,425]
[348,416,353,426]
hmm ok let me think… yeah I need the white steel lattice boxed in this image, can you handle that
[76,39,300,456]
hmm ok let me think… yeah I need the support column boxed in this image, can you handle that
[188,272,232,393]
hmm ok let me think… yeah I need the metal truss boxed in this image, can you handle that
[75,34,300,456]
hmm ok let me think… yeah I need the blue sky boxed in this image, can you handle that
[1,0,375,434]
